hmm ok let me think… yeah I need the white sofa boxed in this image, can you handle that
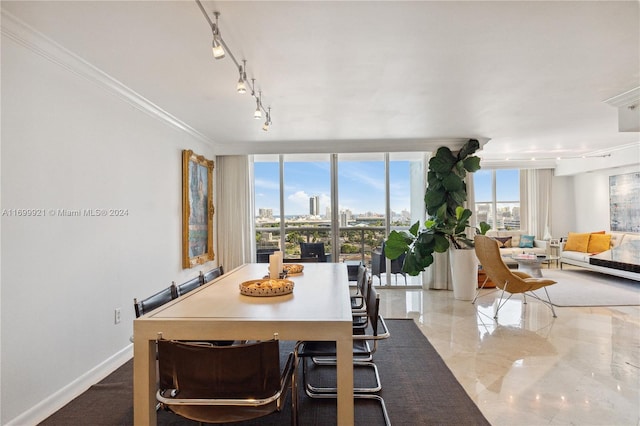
[485,230,548,258]
[560,232,640,281]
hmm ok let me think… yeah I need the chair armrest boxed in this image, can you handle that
[352,316,390,341]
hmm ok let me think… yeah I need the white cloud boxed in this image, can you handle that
[255,178,279,190]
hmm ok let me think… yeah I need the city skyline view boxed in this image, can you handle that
[254,160,415,217]
[255,159,520,219]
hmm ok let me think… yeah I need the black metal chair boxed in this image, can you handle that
[371,241,407,284]
[293,286,391,425]
[351,265,370,314]
[300,242,327,262]
[203,266,224,284]
[283,257,319,263]
[257,248,280,263]
[156,336,295,424]
[176,275,204,297]
[133,283,178,318]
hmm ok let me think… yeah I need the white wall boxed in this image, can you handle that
[571,164,640,234]
[1,19,218,424]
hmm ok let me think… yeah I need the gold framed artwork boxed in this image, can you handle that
[182,150,215,269]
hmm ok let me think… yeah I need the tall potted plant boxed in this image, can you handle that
[385,139,487,300]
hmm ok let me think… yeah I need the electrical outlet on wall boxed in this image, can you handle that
[114,308,121,324]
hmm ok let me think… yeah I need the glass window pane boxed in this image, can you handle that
[283,154,331,260]
[496,202,520,230]
[254,157,281,256]
[474,169,492,202]
[389,159,411,227]
[475,202,493,227]
[338,153,385,265]
[496,169,519,202]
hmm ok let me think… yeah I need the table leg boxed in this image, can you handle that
[133,336,156,426]
[336,336,354,425]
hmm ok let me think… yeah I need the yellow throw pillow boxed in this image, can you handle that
[587,233,611,254]
[564,232,590,252]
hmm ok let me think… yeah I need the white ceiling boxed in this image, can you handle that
[2,0,639,161]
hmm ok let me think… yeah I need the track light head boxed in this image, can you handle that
[211,12,225,59]
[237,77,246,94]
[212,38,225,59]
[237,61,247,94]
[262,107,271,131]
[254,103,262,119]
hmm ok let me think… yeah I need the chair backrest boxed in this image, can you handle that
[256,248,279,263]
[300,242,326,262]
[365,286,381,336]
[177,276,203,296]
[474,235,529,292]
[284,257,319,263]
[356,265,370,299]
[157,339,284,423]
[134,283,178,317]
[203,266,223,284]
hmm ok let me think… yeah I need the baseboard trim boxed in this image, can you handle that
[6,345,133,426]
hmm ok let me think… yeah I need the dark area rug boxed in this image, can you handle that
[39,319,489,425]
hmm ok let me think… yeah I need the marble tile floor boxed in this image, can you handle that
[376,285,640,426]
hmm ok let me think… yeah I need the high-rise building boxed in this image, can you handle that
[309,196,319,216]
[258,208,273,219]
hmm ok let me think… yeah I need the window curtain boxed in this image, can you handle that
[521,169,553,238]
[215,155,255,270]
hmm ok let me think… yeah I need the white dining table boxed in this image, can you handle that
[133,262,354,425]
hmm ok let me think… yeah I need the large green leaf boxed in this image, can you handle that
[442,173,463,192]
[385,230,411,259]
[477,221,491,235]
[463,156,481,173]
[458,139,480,159]
[429,147,456,173]
[449,188,467,206]
[408,220,421,237]
[425,190,446,215]
[403,250,434,275]
[433,234,450,252]
[455,206,472,222]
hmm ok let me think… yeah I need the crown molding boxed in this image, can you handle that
[604,87,640,108]
[1,10,213,145]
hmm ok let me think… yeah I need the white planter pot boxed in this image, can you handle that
[449,249,478,301]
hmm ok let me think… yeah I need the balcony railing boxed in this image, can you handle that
[256,225,402,268]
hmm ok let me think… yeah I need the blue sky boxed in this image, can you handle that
[254,160,520,216]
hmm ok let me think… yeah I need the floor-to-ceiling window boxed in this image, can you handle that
[337,153,386,265]
[283,154,332,259]
[253,152,426,287]
[254,155,281,261]
[474,169,520,230]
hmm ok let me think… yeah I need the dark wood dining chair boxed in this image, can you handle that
[156,336,295,424]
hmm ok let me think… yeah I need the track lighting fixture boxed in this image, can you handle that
[262,107,271,131]
[195,1,273,131]
[211,12,225,59]
[254,92,263,119]
[237,60,247,94]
